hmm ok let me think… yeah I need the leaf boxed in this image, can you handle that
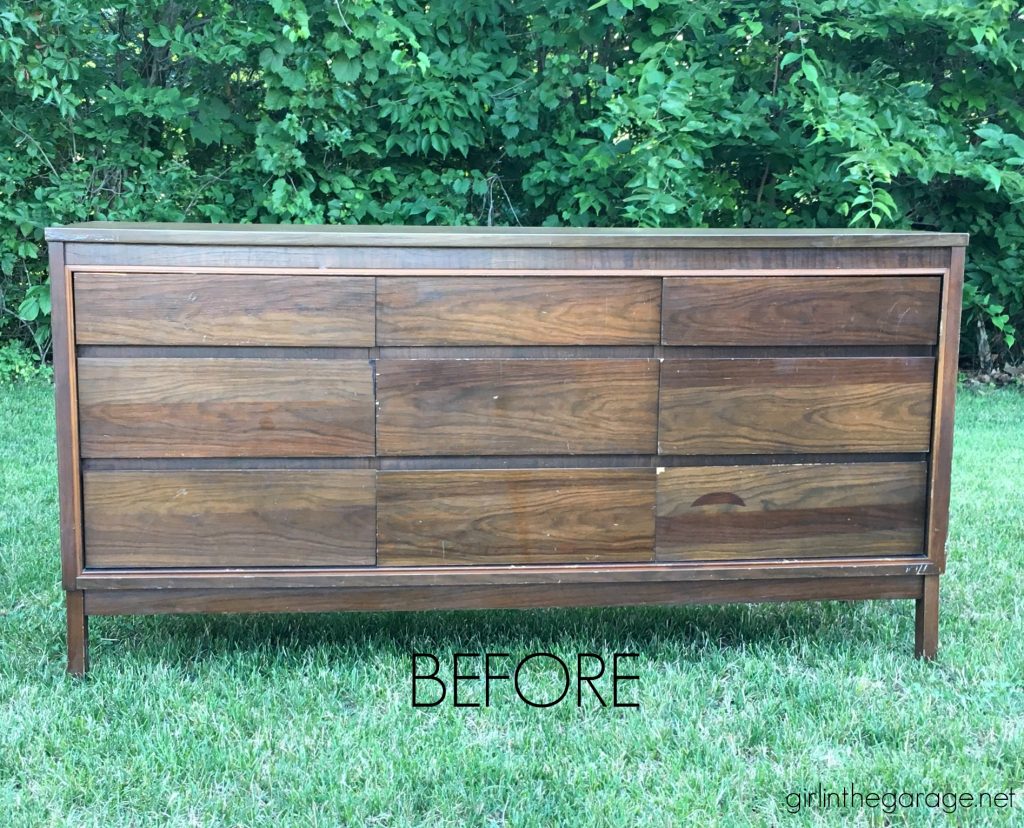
[802,60,819,88]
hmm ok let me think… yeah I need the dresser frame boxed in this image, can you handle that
[46,225,967,674]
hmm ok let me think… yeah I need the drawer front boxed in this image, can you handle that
[659,357,934,454]
[662,276,941,345]
[376,359,659,455]
[378,469,655,565]
[83,469,375,567]
[377,277,661,345]
[74,272,374,346]
[78,358,375,457]
[656,462,927,560]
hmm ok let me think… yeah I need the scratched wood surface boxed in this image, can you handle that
[78,357,375,457]
[62,243,953,272]
[656,462,927,561]
[73,272,375,346]
[377,469,655,565]
[377,276,661,345]
[659,357,934,454]
[662,276,941,345]
[376,359,660,455]
[83,469,375,567]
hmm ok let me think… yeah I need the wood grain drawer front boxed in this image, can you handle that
[83,470,375,567]
[662,276,941,345]
[377,277,661,345]
[659,357,934,454]
[376,359,659,455]
[378,469,655,565]
[74,273,374,346]
[656,462,927,561]
[78,358,374,458]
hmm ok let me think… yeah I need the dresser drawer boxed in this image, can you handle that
[377,277,661,345]
[83,469,375,567]
[662,276,941,345]
[78,358,375,457]
[656,462,927,560]
[659,357,934,454]
[378,469,655,565]
[74,272,374,346]
[376,359,659,455]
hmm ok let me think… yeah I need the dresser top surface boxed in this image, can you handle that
[46,222,968,248]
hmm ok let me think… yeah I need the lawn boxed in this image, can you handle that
[1,378,1022,827]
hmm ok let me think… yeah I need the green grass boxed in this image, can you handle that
[1,379,1022,827]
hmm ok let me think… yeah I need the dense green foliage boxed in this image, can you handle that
[3,379,1023,825]
[1,0,1022,366]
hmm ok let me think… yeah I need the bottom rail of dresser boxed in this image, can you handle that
[81,575,926,616]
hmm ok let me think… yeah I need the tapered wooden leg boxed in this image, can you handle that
[914,575,939,660]
[66,590,89,676]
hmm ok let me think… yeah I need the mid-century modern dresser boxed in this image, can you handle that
[45,224,967,673]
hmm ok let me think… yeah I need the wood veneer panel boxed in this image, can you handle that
[78,358,374,457]
[656,462,927,561]
[62,244,952,271]
[659,357,934,454]
[83,469,375,567]
[47,223,968,247]
[76,558,938,591]
[662,276,940,345]
[49,251,83,590]
[377,469,655,565]
[927,249,966,570]
[377,277,660,345]
[73,273,374,346]
[83,576,925,616]
[376,359,659,455]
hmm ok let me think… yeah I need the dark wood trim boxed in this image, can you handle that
[75,557,937,590]
[79,453,929,472]
[62,246,953,271]
[50,252,83,591]
[66,590,89,676]
[75,343,937,360]
[82,575,926,616]
[65,263,951,277]
[46,223,969,247]
[915,574,939,659]
[76,345,372,359]
[926,248,965,572]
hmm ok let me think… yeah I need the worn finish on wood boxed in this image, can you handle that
[377,469,655,565]
[915,574,940,659]
[73,272,374,346]
[377,359,659,455]
[46,222,969,247]
[656,462,927,561]
[377,276,661,345]
[48,225,965,670]
[927,247,966,572]
[659,357,934,454]
[662,276,941,345]
[77,357,375,457]
[84,575,925,616]
[62,244,952,272]
[83,469,375,568]
[76,557,938,590]
[66,590,88,676]
[49,255,83,591]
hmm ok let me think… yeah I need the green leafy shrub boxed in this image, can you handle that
[1,0,1022,365]
[0,339,52,385]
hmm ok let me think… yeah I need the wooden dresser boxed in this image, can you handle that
[45,224,967,673]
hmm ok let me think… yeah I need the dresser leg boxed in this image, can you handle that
[67,590,89,676]
[914,575,939,660]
